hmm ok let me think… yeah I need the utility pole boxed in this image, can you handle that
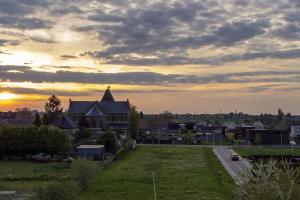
[152,172,157,200]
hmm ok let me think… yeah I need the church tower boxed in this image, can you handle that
[101,86,115,102]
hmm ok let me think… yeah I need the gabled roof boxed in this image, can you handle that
[52,115,79,129]
[86,104,105,117]
[101,87,115,102]
[99,101,129,113]
[68,101,130,114]
[68,101,95,113]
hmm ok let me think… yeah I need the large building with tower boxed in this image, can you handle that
[67,87,131,134]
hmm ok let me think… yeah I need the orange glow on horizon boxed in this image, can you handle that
[0,92,19,101]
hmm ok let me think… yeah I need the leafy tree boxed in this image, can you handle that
[183,131,195,145]
[0,125,71,157]
[254,133,262,145]
[42,114,50,125]
[33,113,42,126]
[97,130,117,152]
[72,161,97,191]
[235,160,300,200]
[44,95,63,123]
[160,111,173,120]
[140,111,144,119]
[129,106,140,139]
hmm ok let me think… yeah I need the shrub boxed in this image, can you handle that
[97,130,118,152]
[254,133,262,145]
[115,139,135,160]
[30,181,79,200]
[72,161,97,191]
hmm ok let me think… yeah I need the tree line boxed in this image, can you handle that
[0,125,71,158]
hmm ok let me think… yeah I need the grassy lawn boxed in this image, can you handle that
[234,147,300,158]
[0,160,100,190]
[78,146,234,200]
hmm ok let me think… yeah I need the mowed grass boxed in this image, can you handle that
[235,147,300,158]
[78,146,234,200]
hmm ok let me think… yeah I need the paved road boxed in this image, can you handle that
[213,146,251,184]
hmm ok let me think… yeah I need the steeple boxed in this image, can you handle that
[101,86,115,102]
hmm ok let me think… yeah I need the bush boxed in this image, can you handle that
[115,139,135,160]
[97,130,118,152]
[72,161,97,191]
[254,133,262,145]
[30,181,79,200]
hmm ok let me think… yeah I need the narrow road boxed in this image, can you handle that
[213,146,251,184]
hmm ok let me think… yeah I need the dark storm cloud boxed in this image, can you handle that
[0,0,52,31]
[1,65,300,85]
[29,36,55,44]
[77,0,272,65]
[0,65,200,84]
[49,5,83,16]
[1,0,300,65]
[0,16,52,30]
[196,48,300,65]
[0,87,92,97]
[0,39,19,47]
[94,47,300,66]
[60,55,78,59]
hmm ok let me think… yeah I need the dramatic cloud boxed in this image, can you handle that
[0,39,19,47]
[1,65,300,85]
[1,0,300,113]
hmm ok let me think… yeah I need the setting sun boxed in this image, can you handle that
[0,92,18,101]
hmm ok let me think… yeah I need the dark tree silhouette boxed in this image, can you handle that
[33,113,42,126]
[44,95,63,123]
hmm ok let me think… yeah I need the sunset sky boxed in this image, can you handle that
[0,0,300,114]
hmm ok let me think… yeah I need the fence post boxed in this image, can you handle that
[152,172,157,200]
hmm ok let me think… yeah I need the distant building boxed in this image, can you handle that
[0,109,35,126]
[67,87,131,135]
[195,125,225,143]
[247,129,289,145]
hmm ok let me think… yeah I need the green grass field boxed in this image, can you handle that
[78,146,234,200]
[234,147,300,158]
[0,160,100,190]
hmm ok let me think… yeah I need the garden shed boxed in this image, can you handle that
[77,145,105,160]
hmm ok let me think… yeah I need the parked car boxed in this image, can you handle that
[3,156,23,161]
[62,157,74,163]
[31,153,51,162]
[231,153,239,161]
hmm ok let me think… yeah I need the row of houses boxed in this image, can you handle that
[138,118,300,145]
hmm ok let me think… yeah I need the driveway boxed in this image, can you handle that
[213,146,251,184]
